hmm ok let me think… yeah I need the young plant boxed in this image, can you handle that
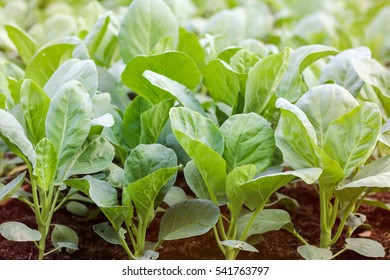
[275,83,387,259]
[66,144,219,260]
[0,79,115,259]
[169,107,322,259]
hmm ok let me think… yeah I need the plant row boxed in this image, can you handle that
[0,0,389,260]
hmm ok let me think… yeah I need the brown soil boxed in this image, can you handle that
[1,182,389,260]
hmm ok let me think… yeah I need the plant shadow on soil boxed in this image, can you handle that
[1,178,389,260]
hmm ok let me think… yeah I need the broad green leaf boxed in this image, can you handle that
[51,224,79,251]
[221,113,275,173]
[5,25,38,64]
[276,45,338,102]
[202,59,240,106]
[44,58,98,99]
[85,175,118,207]
[20,79,50,146]
[322,103,381,177]
[25,43,74,87]
[0,109,36,167]
[118,0,178,63]
[0,171,25,202]
[170,108,227,202]
[93,222,122,245]
[125,167,179,225]
[352,57,390,98]
[319,47,371,96]
[66,201,89,217]
[158,199,219,241]
[163,186,187,207]
[0,93,5,109]
[35,138,57,191]
[45,81,92,183]
[339,156,390,189]
[58,135,115,182]
[91,113,114,127]
[100,206,133,230]
[143,70,204,115]
[220,240,258,252]
[244,49,290,115]
[297,245,333,260]
[0,222,41,242]
[121,51,201,104]
[296,84,358,145]
[124,144,177,185]
[345,238,385,258]
[177,28,205,70]
[240,168,322,210]
[183,161,211,200]
[230,49,260,74]
[237,209,292,239]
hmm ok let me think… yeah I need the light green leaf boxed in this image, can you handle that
[143,70,204,115]
[323,103,381,177]
[35,138,57,191]
[45,81,92,183]
[297,245,333,260]
[44,58,98,99]
[0,109,36,167]
[0,222,41,242]
[0,93,5,109]
[183,161,211,200]
[230,49,260,74]
[85,175,118,207]
[118,0,178,63]
[177,28,205,70]
[125,167,179,225]
[25,43,74,87]
[221,113,275,173]
[121,51,201,105]
[66,201,89,217]
[345,238,385,258]
[91,113,114,127]
[244,49,290,115]
[158,199,219,241]
[296,84,358,146]
[20,79,50,146]
[276,45,338,102]
[237,209,292,239]
[362,198,390,211]
[51,224,79,252]
[0,172,25,202]
[163,186,187,207]
[240,168,322,210]
[220,240,258,252]
[202,59,240,106]
[93,222,122,245]
[5,25,38,64]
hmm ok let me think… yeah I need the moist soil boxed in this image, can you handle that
[1,180,389,260]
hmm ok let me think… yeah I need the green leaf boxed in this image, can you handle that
[125,167,179,225]
[0,172,25,202]
[297,245,333,260]
[43,58,98,99]
[345,238,385,258]
[362,198,390,211]
[322,103,381,177]
[25,43,74,87]
[35,138,58,191]
[240,168,322,210]
[0,93,5,109]
[51,224,79,252]
[118,0,178,63]
[221,113,275,173]
[121,51,201,105]
[220,240,258,252]
[237,209,292,239]
[85,175,118,207]
[202,59,240,106]
[170,107,227,202]
[143,70,204,115]
[93,222,122,245]
[183,161,211,200]
[66,201,89,217]
[244,49,290,115]
[230,49,260,74]
[20,79,50,146]
[0,109,36,167]
[319,47,371,96]
[0,222,41,242]
[45,81,92,183]
[58,135,115,182]
[5,25,38,64]
[163,186,187,207]
[296,84,358,146]
[177,28,205,70]
[158,199,219,241]
[276,45,338,102]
